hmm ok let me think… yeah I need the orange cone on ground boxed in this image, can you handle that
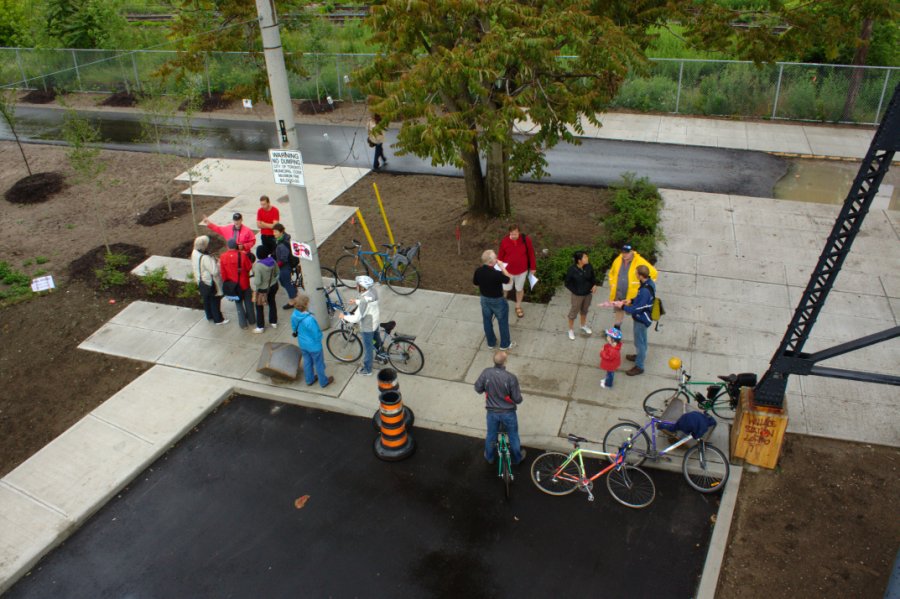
[372,368,414,430]
[373,389,415,461]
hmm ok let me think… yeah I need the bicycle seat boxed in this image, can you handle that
[382,243,400,250]
[566,434,591,445]
[381,321,397,334]
[719,373,758,387]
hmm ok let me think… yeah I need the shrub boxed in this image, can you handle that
[94,252,130,289]
[177,274,198,299]
[610,76,678,112]
[141,266,169,296]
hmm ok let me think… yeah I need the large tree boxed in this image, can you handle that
[354,0,894,216]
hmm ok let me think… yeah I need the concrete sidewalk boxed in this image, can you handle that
[3,185,898,595]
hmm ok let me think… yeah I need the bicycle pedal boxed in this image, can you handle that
[587,495,595,502]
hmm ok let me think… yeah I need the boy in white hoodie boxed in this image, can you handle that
[339,275,381,376]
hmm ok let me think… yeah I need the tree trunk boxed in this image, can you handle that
[841,18,874,122]
[460,145,487,212]
[485,142,510,216]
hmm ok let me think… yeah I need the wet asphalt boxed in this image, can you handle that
[7,395,719,599]
[3,106,787,197]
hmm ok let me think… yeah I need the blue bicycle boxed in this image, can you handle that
[334,239,420,295]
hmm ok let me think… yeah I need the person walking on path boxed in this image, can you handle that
[250,246,280,333]
[475,351,526,465]
[339,275,381,376]
[219,238,255,330]
[256,195,280,255]
[473,249,513,350]
[599,328,623,389]
[497,224,536,319]
[191,235,228,325]
[367,114,387,170]
[272,223,298,309]
[564,251,598,340]
[291,293,334,389]
[622,265,655,376]
[201,212,256,253]
[608,244,657,331]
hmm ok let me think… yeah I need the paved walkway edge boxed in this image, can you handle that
[696,465,743,599]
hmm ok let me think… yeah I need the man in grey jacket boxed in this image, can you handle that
[474,351,525,465]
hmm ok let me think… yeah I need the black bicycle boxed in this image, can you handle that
[325,319,425,375]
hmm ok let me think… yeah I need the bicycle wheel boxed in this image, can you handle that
[386,339,424,375]
[602,422,650,467]
[606,465,656,509]
[334,255,369,287]
[530,452,579,496]
[325,328,363,362]
[643,388,683,418]
[683,443,730,493]
[501,451,513,500]
[385,263,420,295]
[319,266,339,290]
[710,390,737,421]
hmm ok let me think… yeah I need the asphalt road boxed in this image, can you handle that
[3,106,787,197]
[7,395,719,599]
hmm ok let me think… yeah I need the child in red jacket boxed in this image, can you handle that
[600,327,623,389]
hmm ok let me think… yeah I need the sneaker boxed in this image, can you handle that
[282,303,293,310]
[626,366,644,376]
[215,319,230,326]
[600,380,607,389]
[581,325,592,335]
[270,323,278,329]
[567,330,575,340]
[253,327,265,334]
[499,343,514,351]
[514,449,528,465]
[357,368,373,376]
[487,346,498,351]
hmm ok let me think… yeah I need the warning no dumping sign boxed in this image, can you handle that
[269,149,305,186]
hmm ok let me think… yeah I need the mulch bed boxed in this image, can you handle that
[4,171,67,204]
[179,91,233,112]
[21,88,59,104]
[298,99,342,114]
[100,91,138,107]
[136,198,193,226]
[170,235,224,258]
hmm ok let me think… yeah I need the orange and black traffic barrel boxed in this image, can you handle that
[372,368,414,430]
[373,389,415,461]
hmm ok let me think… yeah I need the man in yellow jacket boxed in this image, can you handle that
[608,244,658,330]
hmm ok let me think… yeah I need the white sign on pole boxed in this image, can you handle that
[292,241,312,261]
[268,149,305,186]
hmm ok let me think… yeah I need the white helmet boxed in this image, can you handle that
[355,275,375,290]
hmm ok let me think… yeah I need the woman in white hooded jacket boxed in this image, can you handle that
[339,275,381,376]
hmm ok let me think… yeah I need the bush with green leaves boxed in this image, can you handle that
[178,274,199,299]
[610,76,679,112]
[141,266,169,296]
[94,252,129,289]
[0,261,34,301]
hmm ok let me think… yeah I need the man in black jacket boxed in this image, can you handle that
[474,351,525,465]
[473,249,513,350]
[564,250,598,340]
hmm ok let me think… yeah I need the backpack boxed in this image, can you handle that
[651,295,665,331]
[278,237,300,268]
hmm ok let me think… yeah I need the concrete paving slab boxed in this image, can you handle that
[232,380,373,420]
[657,271,698,296]
[697,298,792,335]
[788,286,896,320]
[157,336,261,379]
[90,366,233,446]
[375,309,438,341]
[412,342,478,382]
[568,366,656,408]
[241,355,355,398]
[559,401,647,444]
[0,485,70,595]
[656,250,698,275]
[785,268,875,295]
[3,415,155,520]
[697,255,787,285]
[694,324,781,359]
[662,237,738,257]
[463,350,579,398]
[784,393,809,435]
[379,288,454,315]
[131,256,194,283]
[696,275,791,308]
[799,313,894,343]
[78,323,180,362]
[109,301,204,335]
[798,374,899,408]
[801,393,900,446]
[442,294,483,323]
[663,220,736,242]
[183,314,274,348]
[424,317,489,349]
[656,292,701,323]
[506,327,587,363]
[648,320,697,353]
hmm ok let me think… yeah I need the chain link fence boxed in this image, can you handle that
[1,48,897,125]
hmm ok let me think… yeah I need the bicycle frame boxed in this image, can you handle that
[552,447,625,500]
[497,431,512,478]
[632,416,696,459]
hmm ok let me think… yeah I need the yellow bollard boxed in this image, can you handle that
[372,183,395,247]
[355,208,383,269]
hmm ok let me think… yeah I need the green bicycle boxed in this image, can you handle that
[643,360,758,421]
[496,422,514,500]
[334,239,420,295]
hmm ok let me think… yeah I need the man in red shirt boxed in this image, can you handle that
[497,224,536,319]
[201,212,256,253]
[256,195,280,254]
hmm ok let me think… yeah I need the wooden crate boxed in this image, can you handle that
[730,387,789,469]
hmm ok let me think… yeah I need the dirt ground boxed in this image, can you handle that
[1,128,898,598]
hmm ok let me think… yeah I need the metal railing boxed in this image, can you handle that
[1,48,897,125]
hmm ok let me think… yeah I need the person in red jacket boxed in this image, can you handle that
[599,327,623,389]
[201,212,256,253]
[497,224,536,319]
[219,239,256,329]
[256,195,280,254]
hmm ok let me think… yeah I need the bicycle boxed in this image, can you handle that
[325,318,425,375]
[495,422,514,500]
[602,416,730,494]
[292,264,339,294]
[530,434,656,509]
[642,363,758,421]
[334,239,420,295]
[315,279,348,319]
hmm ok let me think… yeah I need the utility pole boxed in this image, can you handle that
[255,0,328,328]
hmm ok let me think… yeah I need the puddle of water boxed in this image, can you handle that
[775,159,899,210]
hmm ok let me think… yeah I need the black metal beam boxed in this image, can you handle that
[806,326,900,363]
[754,82,900,408]
[808,366,900,386]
